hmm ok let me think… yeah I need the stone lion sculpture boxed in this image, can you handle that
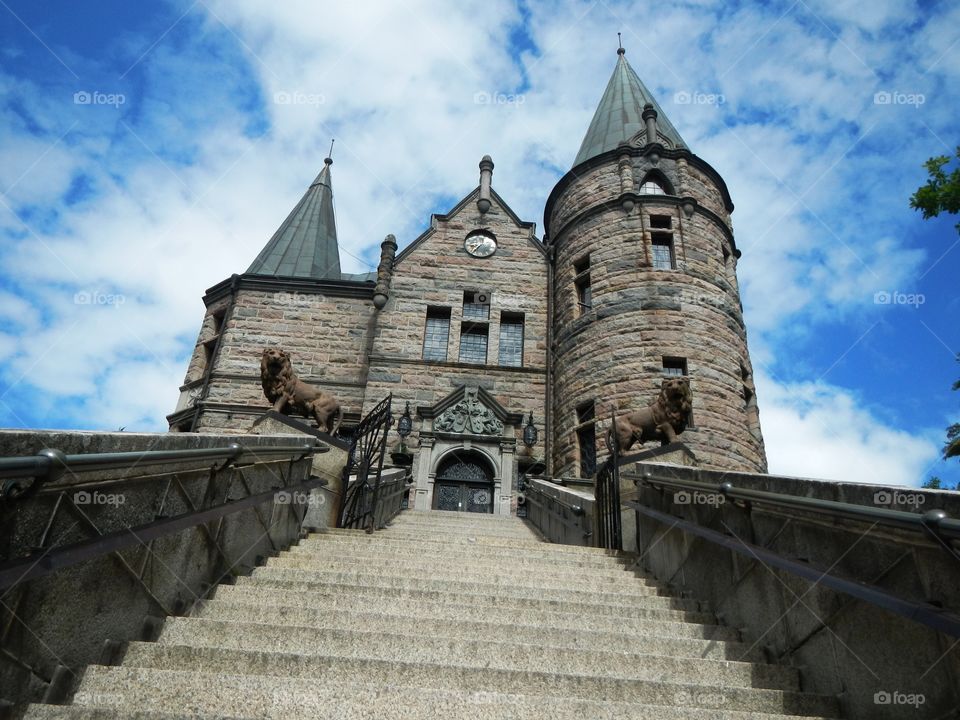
[606,376,692,453]
[260,348,343,435]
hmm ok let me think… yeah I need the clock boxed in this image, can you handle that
[464,231,497,258]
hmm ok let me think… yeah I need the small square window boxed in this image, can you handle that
[463,291,490,320]
[662,357,687,376]
[650,215,672,229]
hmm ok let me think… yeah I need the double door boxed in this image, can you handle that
[433,481,493,513]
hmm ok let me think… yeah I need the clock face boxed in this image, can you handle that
[464,232,497,258]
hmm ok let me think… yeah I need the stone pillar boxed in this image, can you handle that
[414,433,435,510]
[498,436,516,516]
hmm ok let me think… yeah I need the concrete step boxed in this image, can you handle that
[267,552,662,590]
[66,662,841,718]
[233,574,717,623]
[282,544,645,578]
[155,617,798,690]
[210,584,740,640]
[296,534,623,567]
[194,599,761,661]
[243,565,705,613]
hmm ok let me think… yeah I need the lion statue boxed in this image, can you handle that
[606,376,692,453]
[260,348,343,435]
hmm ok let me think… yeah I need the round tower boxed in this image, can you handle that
[546,49,766,476]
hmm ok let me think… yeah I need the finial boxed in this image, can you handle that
[617,32,624,55]
[324,138,334,165]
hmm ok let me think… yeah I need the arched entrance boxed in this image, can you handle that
[432,451,494,513]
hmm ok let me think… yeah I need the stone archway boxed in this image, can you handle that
[432,451,495,513]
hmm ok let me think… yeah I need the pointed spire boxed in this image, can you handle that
[246,153,342,280]
[573,49,687,168]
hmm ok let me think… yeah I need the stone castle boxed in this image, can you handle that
[167,48,767,514]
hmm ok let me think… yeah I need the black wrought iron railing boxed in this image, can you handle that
[593,408,622,549]
[337,394,399,532]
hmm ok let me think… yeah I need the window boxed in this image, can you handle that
[649,214,672,229]
[639,179,666,195]
[498,313,524,367]
[651,232,675,270]
[459,324,488,364]
[574,255,592,315]
[662,357,687,376]
[422,307,451,361]
[576,401,596,478]
[463,291,490,321]
[663,357,694,427]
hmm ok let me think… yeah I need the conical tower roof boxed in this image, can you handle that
[573,49,687,167]
[246,157,342,279]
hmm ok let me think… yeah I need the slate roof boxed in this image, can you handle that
[573,49,687,167]
[246,158,342,280]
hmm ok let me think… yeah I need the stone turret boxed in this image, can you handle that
[545,49,766,476]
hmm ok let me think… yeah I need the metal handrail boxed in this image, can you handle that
[632,465,960,542]
[0,442,323,492]
[625,499,960,638]
[525,479,587,515]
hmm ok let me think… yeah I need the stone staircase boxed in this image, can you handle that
[25,510,842,719]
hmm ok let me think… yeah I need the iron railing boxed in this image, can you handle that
[593,408,622,549]
[337,394,397,531]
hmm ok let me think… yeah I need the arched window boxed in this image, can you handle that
[638,170,674,195]
[639,179,666,195]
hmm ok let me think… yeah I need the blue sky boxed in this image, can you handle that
[0,0,957,488]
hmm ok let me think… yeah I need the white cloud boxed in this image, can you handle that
[756,371,939,486]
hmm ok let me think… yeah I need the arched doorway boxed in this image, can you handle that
[432,451,494,513]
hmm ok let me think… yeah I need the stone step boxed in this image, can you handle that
[245,565,704,612]
[391,514,539,528]
[195,598,761,661]
[68,662,840,718]
[283,544,645,578]
[233,574,717,623]
[210,584,739,640]
[296,534,622,566]
[155,617,798,690]
[268,552,661,589]
[306,529,615,555]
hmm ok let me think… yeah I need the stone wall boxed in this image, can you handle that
[171,280,375,434]
[623,461,960,719]
[547,149,766,477]
[0,429,333,709]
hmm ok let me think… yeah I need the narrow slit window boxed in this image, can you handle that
[574,255,592,315]
[576,401,597,478]
[498,313,524,367]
